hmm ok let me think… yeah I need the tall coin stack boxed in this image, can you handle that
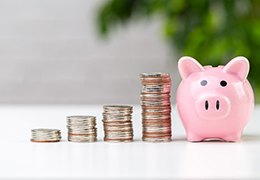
[67,116,97,142]
[31,129,61,142]
[102,105,133,142]
[140,73,172,142]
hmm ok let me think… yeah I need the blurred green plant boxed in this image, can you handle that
[97,0,260,102]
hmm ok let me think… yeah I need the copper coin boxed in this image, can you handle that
[104,138,133,142]
[31,139,60,143]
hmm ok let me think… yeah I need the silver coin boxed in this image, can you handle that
[141,96,171,101]
[140,72,172,142]
[142,82,171,86]
[31,128,61,142]
[142,85,171,93]
[102,104,133,142]
[31,128,60,132]
[103,121,132,125]
[104,126,132,129]
[104,138,133,142]
[103,111,132,115]
[67,115,96,119]
[103,114,132,120]
[103,105,133,111]
[140,72,170,78]
[141,102,171,106]
[142,114,171,119]
[142,137,172,142]
[105,134,133,139]
[66,115,97,142]
[68,135,97,142]
[68,129,97,135]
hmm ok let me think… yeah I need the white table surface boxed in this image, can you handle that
[0,104,259,180]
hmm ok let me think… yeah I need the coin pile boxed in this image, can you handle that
[31,128,61,142]
[67,116,97,142]
[140,72,172,142]
[102,105,133,142]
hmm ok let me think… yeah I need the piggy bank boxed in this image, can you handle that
[176,56,254,142]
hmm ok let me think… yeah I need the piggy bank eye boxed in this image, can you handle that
[200,80,207,86]
[220,80,227,87]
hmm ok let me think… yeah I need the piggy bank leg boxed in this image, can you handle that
[186,133,204,142]
[222,132,241,142]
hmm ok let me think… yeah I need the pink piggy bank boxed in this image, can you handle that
[176,56,254,142]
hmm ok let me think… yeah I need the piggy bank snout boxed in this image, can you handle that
[195,95,231,120]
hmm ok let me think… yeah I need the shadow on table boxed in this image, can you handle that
[172,134,260,142]
[172,136,186,141]
[130,135,260,142]
[242,134,260,142]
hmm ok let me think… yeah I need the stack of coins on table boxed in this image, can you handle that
[140,72,172,142]
[31,128,61,142]
[102,105,133,142]
[67,116,97,142]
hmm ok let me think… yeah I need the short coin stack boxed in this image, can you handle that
[31,128,61,142]
[140,72,172,142]
[103,105,133,142]
[67,116,97,142]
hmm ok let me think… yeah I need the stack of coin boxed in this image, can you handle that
[67,116,97,142]
[31,128,61,142]
[103,105,133,142]
[140,72,172,142]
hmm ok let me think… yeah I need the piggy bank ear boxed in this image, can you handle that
[178,56,205,79]
[223,56,249,81]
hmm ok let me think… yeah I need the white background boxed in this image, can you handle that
[1,105,260,179]
[0,0,179,104]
